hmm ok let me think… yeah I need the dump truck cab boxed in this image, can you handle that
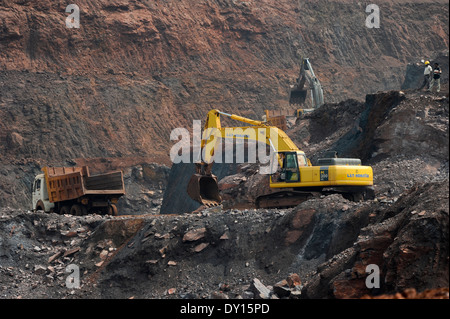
[32,174,55,212]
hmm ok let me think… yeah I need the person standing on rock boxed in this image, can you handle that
[420,61,432,90]
[428,62,442,93]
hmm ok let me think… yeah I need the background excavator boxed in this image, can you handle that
[264,57,324,130]
[187,109,374,209]
[289,57,324,112]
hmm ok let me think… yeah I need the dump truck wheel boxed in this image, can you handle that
[70,204,87,216]
[35,200,45,212]
[107,204,118,216]
[60,205,70,215]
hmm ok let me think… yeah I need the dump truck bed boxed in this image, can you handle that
[43,166,125,203]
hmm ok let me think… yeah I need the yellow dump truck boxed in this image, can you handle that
[31,166,125,215]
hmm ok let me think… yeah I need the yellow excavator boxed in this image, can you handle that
[187,109,374,208]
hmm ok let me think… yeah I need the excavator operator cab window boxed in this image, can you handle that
[285,154,296,168]
[283,153,300,182]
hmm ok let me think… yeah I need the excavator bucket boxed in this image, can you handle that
[187,174,222,207]
[289,89,307,105]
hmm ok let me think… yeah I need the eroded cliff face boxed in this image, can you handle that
[1,0,449,161]
[0,0,449,209]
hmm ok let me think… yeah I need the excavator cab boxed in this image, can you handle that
[271,151,307,183]
[282,152,300,182]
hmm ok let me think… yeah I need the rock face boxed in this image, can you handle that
[0,0,449,300]
[301,180,449,299]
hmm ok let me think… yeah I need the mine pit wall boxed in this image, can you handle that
[1,0,449,213]
[345,90,407,163]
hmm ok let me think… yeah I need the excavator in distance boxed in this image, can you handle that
[289,57,324,112]
[264,58,324,131]
[187,109,374,209]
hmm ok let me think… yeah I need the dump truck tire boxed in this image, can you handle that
[35,200,45,212]
[107,204,118,216]
[60,205,70,215]
[70,204,87,216]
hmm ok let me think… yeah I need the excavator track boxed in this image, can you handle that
[254,186,375,209]
[255,191,317,209]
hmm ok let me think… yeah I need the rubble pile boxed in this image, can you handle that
[1,177,447,299]
[0,209,109,298]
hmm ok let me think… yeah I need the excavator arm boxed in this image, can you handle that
[200,109,301,163]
